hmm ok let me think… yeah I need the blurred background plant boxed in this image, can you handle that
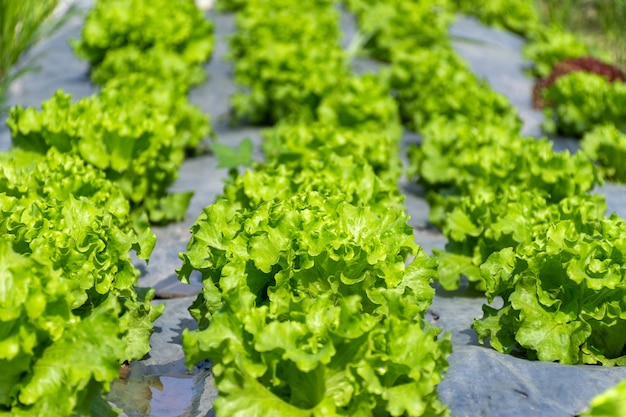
[0,0,76,115]
[535,0,626,68]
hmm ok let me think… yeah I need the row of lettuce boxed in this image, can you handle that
[454,0,626,184]
[342,0,626,414]
[176,0,454,415]
[0,0,214,415]
[345,0,626,367]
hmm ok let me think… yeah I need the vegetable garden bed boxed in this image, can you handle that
[2,1,626,416]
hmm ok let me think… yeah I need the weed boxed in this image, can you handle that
[0,0,75,114]
[535,0,626,68]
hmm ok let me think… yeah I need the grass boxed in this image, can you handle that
[535,0,626,69]
[0,0,75,114]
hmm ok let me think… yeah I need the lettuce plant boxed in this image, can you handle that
[408,118,601,228]
[522,26,591,78]
[387,47,521,132]
[0,149,163,416]
[229,0,339,60]
[189,296,451,417]
[220,153,406,214]
[90,45,207,89]
[262,122,402,184]
[228,0,348,123]
[0,148,162,359]
[260,73,404,182]
[178,192,451,416]
[407,119,520,193]
[581,124,626,183]
[451,0,540,37]
[0,242,126,416]
[100,75,213,155]
[72,0,214,69]
[347,0,453,61]
[214,0,249,12]
[316,73,401,134]
[437,190,607,291]
[7,86,203,224]
[542,71,626,137]
[474,212,626,365]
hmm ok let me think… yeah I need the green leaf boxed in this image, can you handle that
[212,138,254,169]
[580,379,626,417]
